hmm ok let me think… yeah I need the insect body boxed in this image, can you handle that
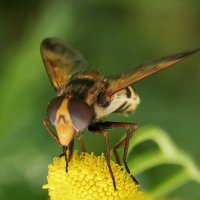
[41,38,199,190]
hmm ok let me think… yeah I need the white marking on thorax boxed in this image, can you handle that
[94,92,140,119]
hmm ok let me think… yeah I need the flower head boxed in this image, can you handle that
[43,151,152,200]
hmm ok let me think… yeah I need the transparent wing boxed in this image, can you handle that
[41,38,88,92]
[106,48,200,96]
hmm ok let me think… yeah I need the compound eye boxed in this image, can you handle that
[68,97,92,132]
[47,96,65,125]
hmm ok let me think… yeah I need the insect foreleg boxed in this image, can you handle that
[62,145,68,172]
[44,118,74,171]
[43,118,60,144]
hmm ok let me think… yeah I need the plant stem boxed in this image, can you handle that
[150,169,190,198]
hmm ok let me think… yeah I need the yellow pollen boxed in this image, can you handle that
[43,151,152,200]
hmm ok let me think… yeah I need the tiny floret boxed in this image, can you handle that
[43,151,152,200]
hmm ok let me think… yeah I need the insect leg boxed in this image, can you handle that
[103,130,117,190]
[78,135,87,153]
[43,118,60,144]
[89,121,138,184]
[108,122,139,184]
[113,139,124,166]
[68,139,74,161]
[88,126,116,190]
[62,145,68,172]
[122,128,139,184]
[58,139,74,172]
[44,118,73,169]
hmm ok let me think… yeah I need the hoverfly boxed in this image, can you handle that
[41,38,199,190]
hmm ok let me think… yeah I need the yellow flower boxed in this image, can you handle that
[43,151,152,200]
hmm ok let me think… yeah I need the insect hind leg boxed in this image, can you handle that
[89,125,117,190]
[113,122,139,184]
[122,127,139,184]
[89,121,139,185]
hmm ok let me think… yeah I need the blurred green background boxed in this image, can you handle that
[0,0,199,199]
